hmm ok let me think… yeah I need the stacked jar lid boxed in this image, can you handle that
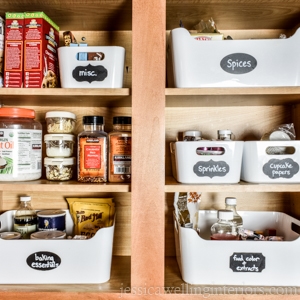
[44,111,76,181]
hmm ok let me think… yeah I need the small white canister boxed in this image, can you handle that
[44,134,75,157]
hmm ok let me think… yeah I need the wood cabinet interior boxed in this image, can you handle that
[0,0,299,299]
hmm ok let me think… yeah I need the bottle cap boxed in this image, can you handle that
[113,116,131,125]
[225,197,237,205]
[218,129,232,135]
[83,116,104,125]
[20,196,31,202]
[183,130,201,137]
[218,209,234,220]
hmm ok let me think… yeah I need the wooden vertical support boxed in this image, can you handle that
[131,0,166,292]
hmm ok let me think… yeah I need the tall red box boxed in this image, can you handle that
[24,12,59,88]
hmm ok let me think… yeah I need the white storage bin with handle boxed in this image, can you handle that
[58,46,125,88]
[170,141,244,183]
[174,210,300,286]
[168,27,300,88]
[241,141,300,183]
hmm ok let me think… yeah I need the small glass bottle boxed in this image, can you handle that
[225,196,243,228]
[183,130,202,141]
[13,196,37,239]
[217,129,234,141]
[78,116,108,183]
[108,116,131,183]
[210,209,238,240]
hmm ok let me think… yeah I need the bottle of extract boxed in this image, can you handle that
[78,116,108,183]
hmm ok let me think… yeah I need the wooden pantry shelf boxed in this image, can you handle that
[0,180,131,193]
[0,88,131,107]
[165,87,300,107]
[165,176,300,193]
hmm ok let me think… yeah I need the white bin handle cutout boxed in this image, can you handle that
[76,52,105,61]
[265,146,295,155]
[196,146,225,155]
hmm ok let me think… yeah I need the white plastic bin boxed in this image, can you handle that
[170,141,244,183]
[174,210,300,286]
[241,141,300,183]
[168,27,300,88]
[0,210,115,284]
[58,46,125,88]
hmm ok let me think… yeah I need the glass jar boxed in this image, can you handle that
[45,111,76,134]
[78,116,107,183]
[183,130,202,141]
[217,129,234,141]
[0,107,42,181]
[225,197,243,228]
[211,209,238,240]
[44,134,75,157]
[44,157,75,181]
[108,116,131,183]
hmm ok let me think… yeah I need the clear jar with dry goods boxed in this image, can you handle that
[45,111,76,134]
[78,116,108,183]
[44,157,75,181]
[0,107,42,181]
[44,134,75,157]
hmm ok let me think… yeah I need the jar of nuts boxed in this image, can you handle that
[44,157,75,181]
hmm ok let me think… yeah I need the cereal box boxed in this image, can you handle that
[4,12,24,88]
[24,12,59,88]
[0,17,4,87]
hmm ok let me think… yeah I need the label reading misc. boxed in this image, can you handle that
[263,158,299,179]
[72,64,108,83]
[27,251,61,271]
[193,159,230,178]
[220,53,257,74]
[230,253,265,273]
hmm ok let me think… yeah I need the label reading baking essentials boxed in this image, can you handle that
[193,159,230,178]
[220,53,257,74]
[230,253,265,273]
[27,251,61,271]
[0,129,42,175]
[263,158,299,179]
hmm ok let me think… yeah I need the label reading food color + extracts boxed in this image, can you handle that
[0,129,42,175]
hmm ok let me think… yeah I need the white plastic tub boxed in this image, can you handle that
[241,141,300,183]
[174,210,300,286]
[58,46,125,88]
[0,210,115,284]
[168,27,300,88]
[170,141,244,183]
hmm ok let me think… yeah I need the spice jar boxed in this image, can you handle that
[183,130,202,141]
[44,157,75,181]
[45,111,76,134]
[217,129,234,141]
[44,134,75,157]
[78,116,108,183]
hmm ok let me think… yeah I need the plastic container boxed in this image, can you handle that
[44,157,75,181]
[0,107,42,181]
[44,134,75,157]
[45,111,76,134]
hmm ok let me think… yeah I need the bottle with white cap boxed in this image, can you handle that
[217,129,234,141]
[13,196,37,239]
[210,209,238,240]
[183,130,202,141]
[225,197,243,228]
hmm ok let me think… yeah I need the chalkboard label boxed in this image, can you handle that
[193,159,229,178]
[27,251,61,271]
[72,64,108,83]
[230,253,265,272]
[220,53,257,74]
[263,158,299,179]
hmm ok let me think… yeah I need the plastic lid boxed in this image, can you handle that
[217,209,234,220]
[45,111,76,120]
[218,129,232,135]
[0,107,35,118]
[83,116,104,125]
[44,134,75,142]
[44,157,76,165]
[37,209,66,217]
[225,197,237,205]
[20,196,31,202]
[113,116,131,125]
[183,130,202,137]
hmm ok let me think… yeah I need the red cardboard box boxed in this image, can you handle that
[24,12,59,88]
[4,12,24,88]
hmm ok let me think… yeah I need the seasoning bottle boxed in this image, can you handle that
[78,116,107,183]
[210,209,238,240]
[13,196,37,239]
[108,116,131,183]
[217,129,234,141]
[225,197,243,228]
[183,130,202,141]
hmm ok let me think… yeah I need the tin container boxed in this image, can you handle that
[30,230,66,239]
[37,209,66,232]
[0,232,21,240]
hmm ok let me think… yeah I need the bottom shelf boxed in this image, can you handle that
[165,256,300,296]
[0,256,130,293]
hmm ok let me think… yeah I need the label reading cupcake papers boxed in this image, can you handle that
[263,158,299,179]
